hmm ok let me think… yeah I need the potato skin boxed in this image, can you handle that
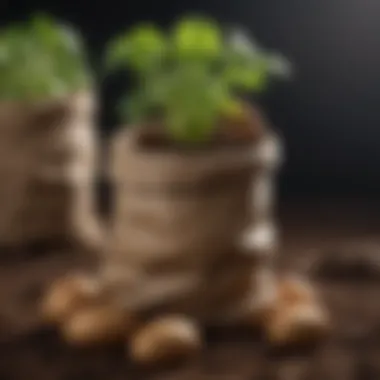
[265,275,330,346]
[130,315,202,365]
[62,305,137,346]
[40,272,102,324]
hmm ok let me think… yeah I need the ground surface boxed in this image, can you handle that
[1,199,380,380]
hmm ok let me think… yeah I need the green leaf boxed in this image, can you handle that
[220,96,245,119]
[163,65,224,143]
[172,16,222,61]
[223,64,268,92]
[166,109,216,144]
[227,28,262,59]
[106,24,166,72]
[118,74,170,123]
[105,35,130,70]
[222,29,276,93]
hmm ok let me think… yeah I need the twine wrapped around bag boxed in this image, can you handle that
[0,92,103,250]
[103,120,283,323]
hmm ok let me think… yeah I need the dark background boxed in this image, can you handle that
[2,0,380,198]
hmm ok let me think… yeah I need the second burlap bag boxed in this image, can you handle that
[0,93,103,251]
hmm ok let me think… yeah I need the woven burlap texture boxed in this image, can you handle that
[0,92,103,249]
[101,126,282,323]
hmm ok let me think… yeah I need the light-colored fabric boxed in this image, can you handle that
[0,92,102,248]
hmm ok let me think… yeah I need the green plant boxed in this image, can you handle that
[106,16,292,144]
[0,13,92,100]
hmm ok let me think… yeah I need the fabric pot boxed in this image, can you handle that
[0,92,103,250]
[104,123,283,322]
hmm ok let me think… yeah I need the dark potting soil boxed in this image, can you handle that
[138,132,258,153]
[133,112,265,154]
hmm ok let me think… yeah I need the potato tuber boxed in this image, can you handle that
[130,315,201,365]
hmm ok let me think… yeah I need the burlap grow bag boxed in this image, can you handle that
[105,126,282,322]
[0,93,103,249]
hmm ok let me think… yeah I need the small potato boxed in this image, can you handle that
[62,305,137,346]
[266,302,330,346]
[130,315,201,366]
[40,272,102,324]
[278,275,316,306]
[265,275,330,346]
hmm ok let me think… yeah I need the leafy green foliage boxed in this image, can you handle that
[171,17,222,61]
[105,17,292,144]
[163,64,226,142]
[106,24,166,73]
[0,13,92,100]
